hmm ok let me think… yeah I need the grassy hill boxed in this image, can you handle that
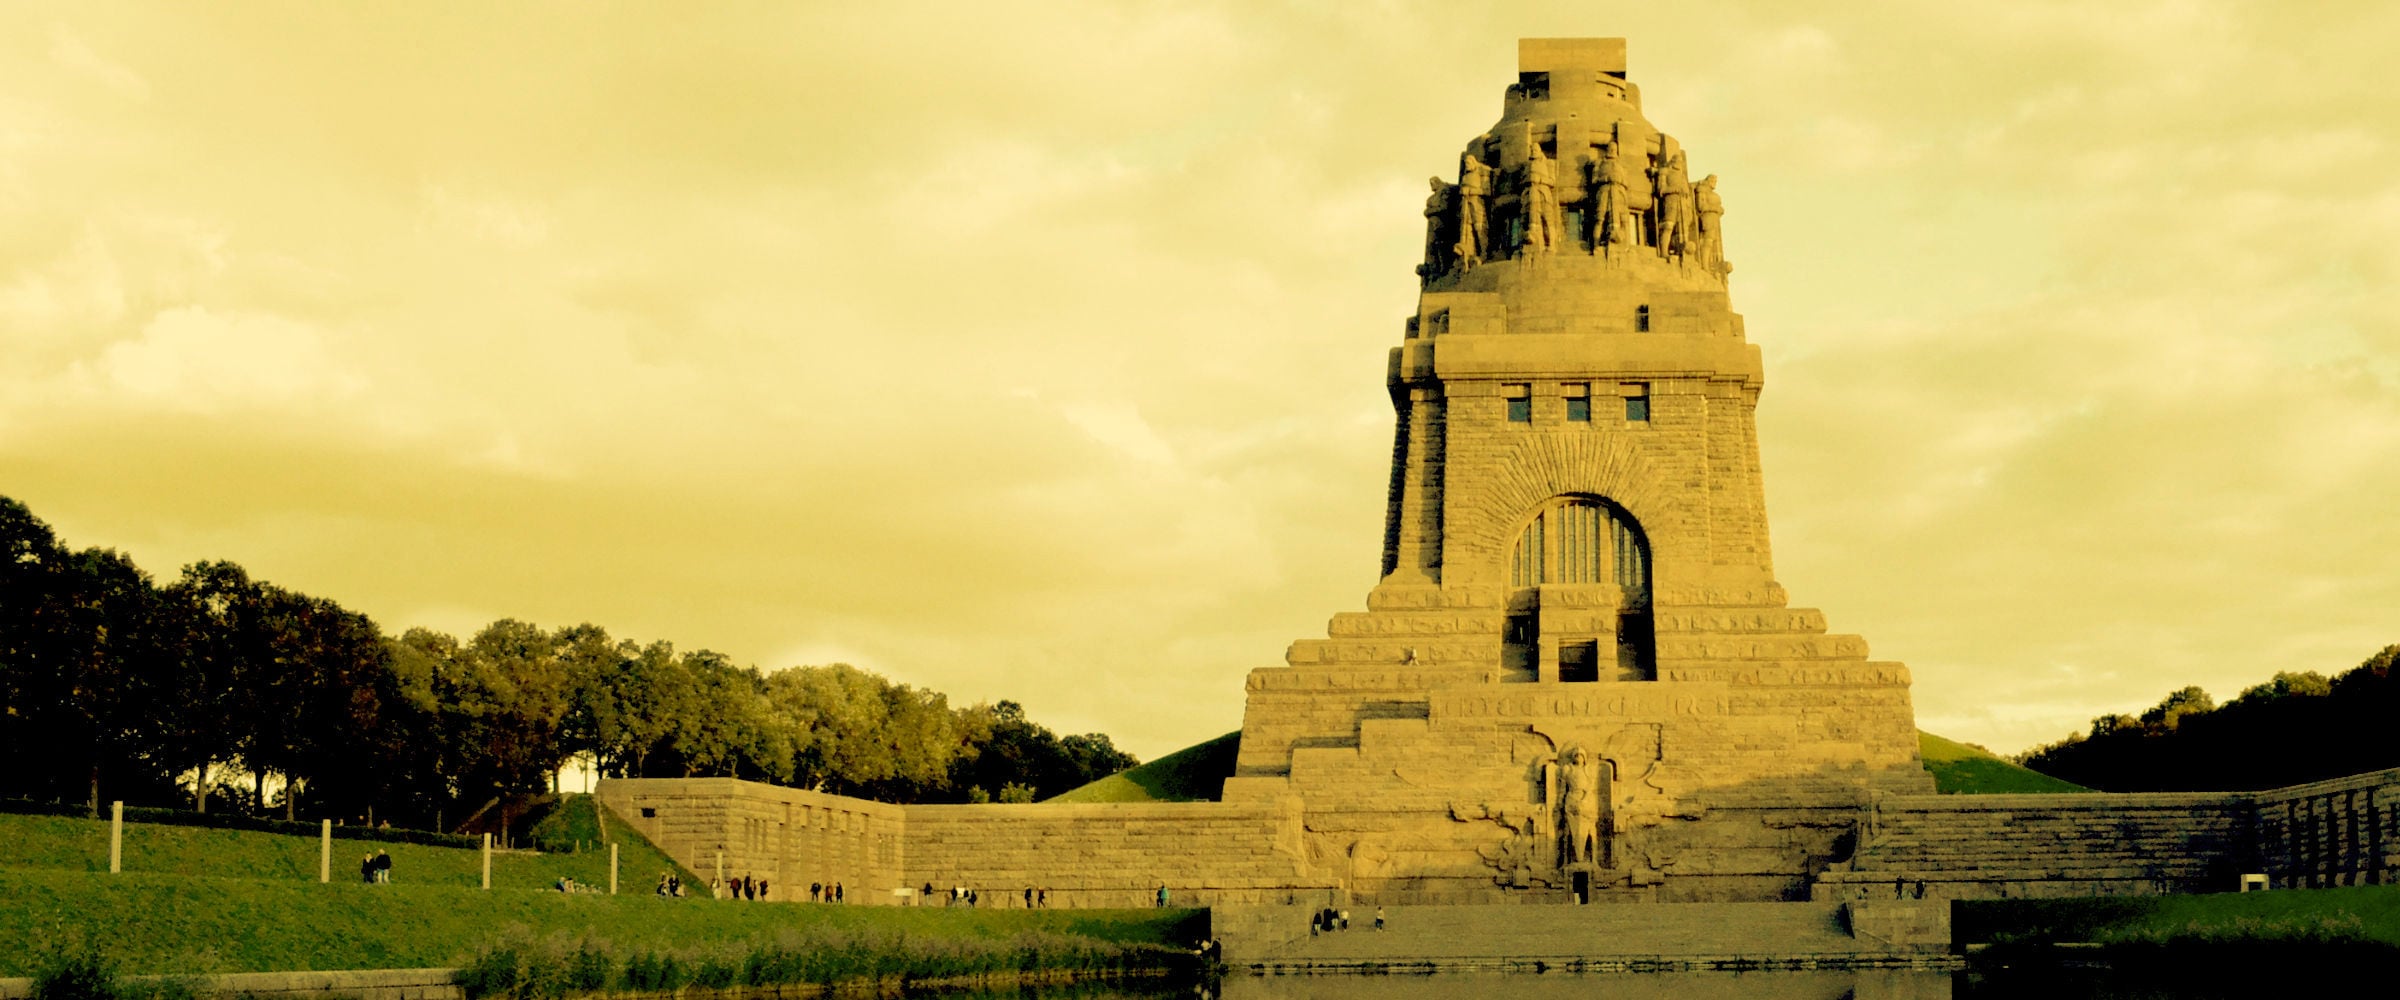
[1921,731,2092,794]
[1049,731,1240,803]
[0,794,696,891]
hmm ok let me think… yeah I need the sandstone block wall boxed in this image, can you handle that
[598,778,905,898]
[901,801,1334,908]
[598,777,1336,906]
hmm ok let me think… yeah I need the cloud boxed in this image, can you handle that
[76,305,366,412]
[48,23,148,102]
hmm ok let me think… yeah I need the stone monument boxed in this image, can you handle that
[1222,37,1934,904]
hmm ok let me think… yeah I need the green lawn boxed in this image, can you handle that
[1920,730,2092,794]
[1958,883,2400,947]
[0,795,696,892]
[1050,731,1239,803]
[0,868,1202,976]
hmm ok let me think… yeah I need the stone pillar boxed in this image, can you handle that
[109,801,122,875]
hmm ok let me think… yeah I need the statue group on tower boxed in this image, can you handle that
[1420,120,1728,284]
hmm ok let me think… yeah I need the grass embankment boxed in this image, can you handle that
[1919,731,2092,794]
[1959,884,2400,978]
[1050,732,1239,803]
[0,867,1202,979]
[0,795,696,892]
[0,800,1203,981]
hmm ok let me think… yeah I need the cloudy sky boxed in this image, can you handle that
[4,2,2395,762]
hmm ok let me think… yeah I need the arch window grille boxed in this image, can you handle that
[1507,497,1649,605]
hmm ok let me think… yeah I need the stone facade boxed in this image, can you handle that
[1225,36,1928,904]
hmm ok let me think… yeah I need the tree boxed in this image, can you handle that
[158,561,269,813]
[2138,686,2214,731]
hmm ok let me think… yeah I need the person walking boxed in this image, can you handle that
[1375,906,1386,931]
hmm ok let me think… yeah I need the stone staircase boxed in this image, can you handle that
[1816,793,2252,900]
[1216,901,1951,971]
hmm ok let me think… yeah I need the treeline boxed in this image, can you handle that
[2016,644,2400,792]
[0,496,1135,827]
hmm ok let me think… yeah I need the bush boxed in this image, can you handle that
[31,945,117,1000]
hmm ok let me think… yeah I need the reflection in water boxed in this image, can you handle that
[1217,970,1952,1000]
[923,967,2309,1000]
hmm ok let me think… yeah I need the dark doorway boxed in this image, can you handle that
[1572,870,1590,905]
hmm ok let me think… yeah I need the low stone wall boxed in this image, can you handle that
[597,778,905,899]
[902,800,1333,908]
[596,778,1337,906]
[0,968,459,1000]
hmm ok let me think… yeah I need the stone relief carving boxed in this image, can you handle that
[1559,744,1605,865]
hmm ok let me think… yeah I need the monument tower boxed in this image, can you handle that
[1224,38,1933,903]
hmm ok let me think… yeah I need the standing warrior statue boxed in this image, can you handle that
[1605,126,1653,250]
[1455,153,1493,270]
[1655,150,1693,260]
[1419,177,1458,281]
[1694,174,1726,273]
[1522,142,1561,256]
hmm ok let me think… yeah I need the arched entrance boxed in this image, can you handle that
[1504,496,1654,682]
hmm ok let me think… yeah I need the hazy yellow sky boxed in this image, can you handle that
[5,2,2395,761]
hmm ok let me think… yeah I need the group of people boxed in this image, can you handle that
[1309,905,1386,934]
[721,874,770,900]
[357,850,393,884]
[655,873,687,896]
[809,881,845,903]
[920,883,1051,907]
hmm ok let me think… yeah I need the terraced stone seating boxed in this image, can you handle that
[1815,793,2250,900]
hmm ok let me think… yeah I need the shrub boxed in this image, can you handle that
[31,946,117,1000]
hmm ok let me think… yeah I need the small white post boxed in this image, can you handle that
[482,833,492,890]
[109,801,123,874]
[610,843,619,895]
[319,820,331,883]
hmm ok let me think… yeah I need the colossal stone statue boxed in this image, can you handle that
[1694,173,1726,273]
[1421,176,1458,280]
[1522,142,1561,256]
[1656,150,1693,259]
[1456,153,1493,269]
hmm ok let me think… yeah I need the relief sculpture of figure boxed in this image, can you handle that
[1560,746,1603,866]
[1455,153,1493,270]
[1522,142,1560,256]
[1419,177,1458,280]
[1694,174,1725,273]
[1655,150,1693,260]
